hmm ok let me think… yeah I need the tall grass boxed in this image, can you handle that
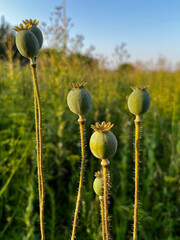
[0,51,179,239]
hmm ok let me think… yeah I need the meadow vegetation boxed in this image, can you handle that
[0,6,179,240]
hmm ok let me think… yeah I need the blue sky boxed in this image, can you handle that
[1,0,180,68]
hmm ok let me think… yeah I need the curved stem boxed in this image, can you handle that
[71,115,86,240]
[99,196,105,240]
[101,159,110,240]
[133,116,141,240]
[30,58,45,240]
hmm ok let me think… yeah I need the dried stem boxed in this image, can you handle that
[101,159,110,240]
[71,115,86,240]
[133,115,141,240]
[30,58,45,240]
[99,196,105,240]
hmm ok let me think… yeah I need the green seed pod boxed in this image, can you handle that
[14,23,39,59]
[16,30,39,59]
[93,171,103,196]
[22,19,43,49]
[128,86,150,116]
[90,122,118,159]
[93,178,103,196]
[67,82,92,116]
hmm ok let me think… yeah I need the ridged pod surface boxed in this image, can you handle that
[128,87,150,116]
[90,131,117,159]
[16,29,39,59]
[30,25,43,49]
[93,177,103,196]
[67,84,92,116]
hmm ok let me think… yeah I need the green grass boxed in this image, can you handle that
[0,52,179,240]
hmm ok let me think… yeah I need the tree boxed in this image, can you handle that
[117,63,135,73]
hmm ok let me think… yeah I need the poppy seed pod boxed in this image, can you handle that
[93,172,103,196]
[67,82,92,116]
[14,24,39,59]
[90,122,118,159]
[128,86,150,116]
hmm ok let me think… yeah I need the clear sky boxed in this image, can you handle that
[1,0,180,68]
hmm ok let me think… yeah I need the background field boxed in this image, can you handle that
[0,6,180,240]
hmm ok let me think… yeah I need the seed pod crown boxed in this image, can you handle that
[69,82,87,88]
[130,85,149,91]
[94,171,102,178]
[22,19,39,26]
[91,121,114,133]
[13,23,32,32]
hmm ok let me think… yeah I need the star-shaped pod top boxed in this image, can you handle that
[69,82,87,89]
[13,23,32,31]
[22,19,39,26]
[91,121,114,133]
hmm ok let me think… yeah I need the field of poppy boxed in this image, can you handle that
[0,8,179,240]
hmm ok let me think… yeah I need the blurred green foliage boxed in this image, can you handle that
[0,50,179,240]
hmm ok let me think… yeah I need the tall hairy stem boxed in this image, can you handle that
[34,84,42,208]
[71,115,86,240]
[30,58,45,240]
[99,196,105,240]
[101,159,110,240]
[133,115,140,240]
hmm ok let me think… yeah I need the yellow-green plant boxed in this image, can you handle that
[128,86,150,240]
[14,20,45,240]
[67,82,92,240]
[90,122,118,240]
[93,171,105,240]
